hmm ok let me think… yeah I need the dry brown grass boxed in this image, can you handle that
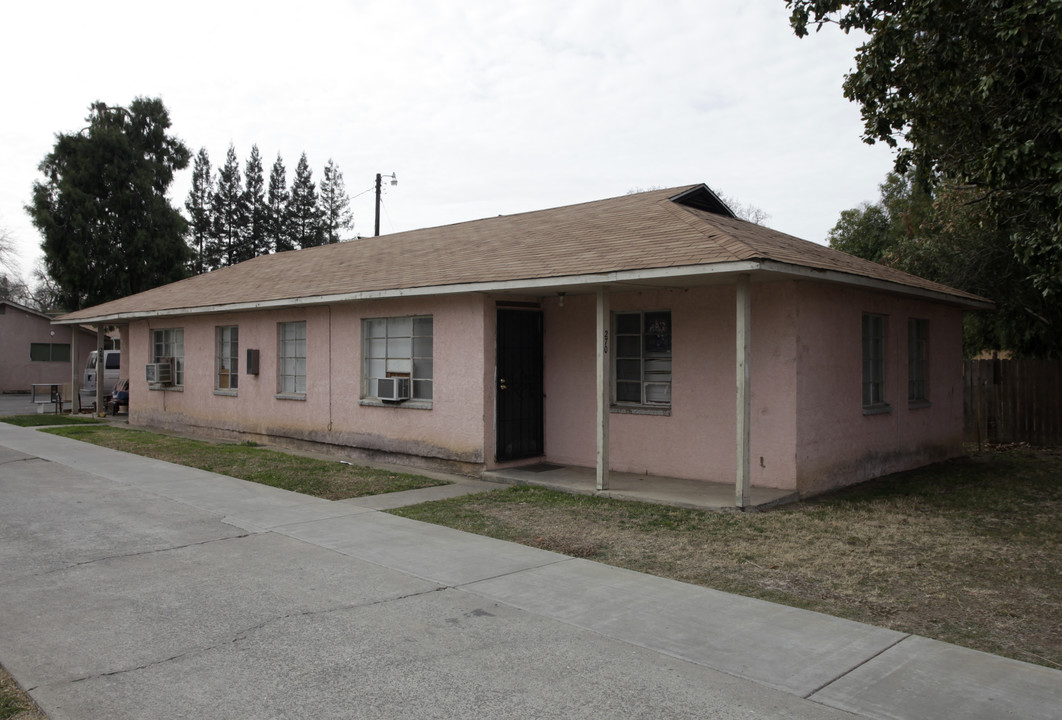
[0,664,44,720]
[394,447,1062,669]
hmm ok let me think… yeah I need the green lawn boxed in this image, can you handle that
[42,424,448,500]
[1,414,101,427]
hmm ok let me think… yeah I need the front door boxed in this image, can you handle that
[495,308,544,461]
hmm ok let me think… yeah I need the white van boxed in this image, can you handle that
[80,350,121,409]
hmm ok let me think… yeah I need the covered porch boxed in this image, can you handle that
[481,463,798,512]
[494,271,764,509]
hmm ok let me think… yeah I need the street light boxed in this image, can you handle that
[375,172,397,236]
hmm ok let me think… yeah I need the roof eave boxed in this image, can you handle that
[51,258,991,325]
[50,261,765,324]
[756,260,994,310]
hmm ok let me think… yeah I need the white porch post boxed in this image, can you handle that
[596,287,611,490]
[70,329,80,413]
[736,274,751,508]
[96,326,105,417]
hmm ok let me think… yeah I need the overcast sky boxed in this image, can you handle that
[0,0,896,278]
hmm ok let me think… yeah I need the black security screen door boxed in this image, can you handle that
[495,308,544,461]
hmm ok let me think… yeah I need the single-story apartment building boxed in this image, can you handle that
[1,299,96,395]
[55,185,990,505]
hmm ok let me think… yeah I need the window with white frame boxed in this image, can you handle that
[277,321,306,396]
[908,318,928,404]
[862,313,887,409]
[216,326,239,391]
[614,311,672,406]
[152,328,184,386]
[362,316,433,402]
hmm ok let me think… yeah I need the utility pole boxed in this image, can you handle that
[374,173,382,237]
[374,172,397,237]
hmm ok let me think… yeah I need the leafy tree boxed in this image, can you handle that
[287,153,323,249]
[267,153,292,253]
[828,174,935,263]
[27,97,191,311]
[830,172,1062,357]
[185,148,213,274]
[243,144,270,260]
[319,159,354,243]
[207,144,248,269]
[787,0,1062,295]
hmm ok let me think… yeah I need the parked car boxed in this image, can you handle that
[107,379,129,416]
[80,350,120,410]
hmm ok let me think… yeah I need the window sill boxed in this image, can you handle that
[275,393,306,401]
[908,399,932,410]
[148,385,183,392]
[359,398,433,410]
[610,404,671,417]
[862,403,892,416]
[214,389,238,397]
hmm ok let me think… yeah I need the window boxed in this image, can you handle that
[152,328,184,386]
[862,314,887,410]
[908,318,929,405]
[277,321,306,396]
[216,326,239,391]
[29,343,71,362]
[363,316,433,401]
[614,311,672,406]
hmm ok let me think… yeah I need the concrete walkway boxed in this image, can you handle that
[483,464,797,510]
[0,422,1058,719]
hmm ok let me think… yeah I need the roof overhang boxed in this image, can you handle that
[52,259,991,325]
[755,260,993,310]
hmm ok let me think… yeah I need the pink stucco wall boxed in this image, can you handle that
[538,280,964,493]
[538,285,798,487]
[793,283,964,493]
[128,294,490,470]
[0,305,95,393]
[125,278,965,491]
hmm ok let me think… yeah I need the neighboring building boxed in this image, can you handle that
[55,185,990,503]
[1,300,96,394]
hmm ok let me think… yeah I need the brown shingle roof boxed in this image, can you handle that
[57,185,988,323]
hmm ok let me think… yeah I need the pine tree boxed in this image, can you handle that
[185,148,213,274]
[28,98,191,310]
[287,153,323,249]
[208,144,248,268]
[319,158,354,243]
[242,144,269,259]
[268,154,293,252]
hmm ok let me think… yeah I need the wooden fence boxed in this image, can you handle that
[964,359,1062,446]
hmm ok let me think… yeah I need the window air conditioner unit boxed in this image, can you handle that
[146,359,173,385]
[377,377,410,402]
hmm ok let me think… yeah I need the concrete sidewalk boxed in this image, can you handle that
[0,423,1058,719]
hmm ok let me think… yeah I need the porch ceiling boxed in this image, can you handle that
[486,260,991,310]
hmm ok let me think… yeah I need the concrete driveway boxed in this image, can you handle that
[1,421,1059,719]
[0,393,40,416]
